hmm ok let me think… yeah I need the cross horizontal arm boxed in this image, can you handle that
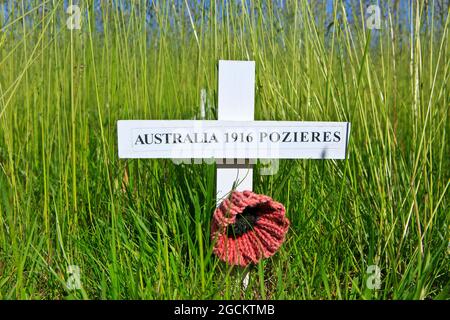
[117,120,350,160]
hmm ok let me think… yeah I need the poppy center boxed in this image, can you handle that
[227,205,260,238]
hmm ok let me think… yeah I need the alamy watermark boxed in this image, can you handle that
[66,4,81,30]
[66,265,82,290]
[366,265,381,290]
[366,5,381,30]
[168,125,281,175]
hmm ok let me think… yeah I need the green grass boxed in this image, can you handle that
[0,0,449,299]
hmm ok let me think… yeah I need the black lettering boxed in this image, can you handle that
[333,131,341,142]
[282,132,291,142]
[174,133,182,143]
[164,133,171,144]
[135,135,145,145]
[323,131,331,142]
[312,132,320,142]
[260,132,268,142]
[154,134,162,144]
[300,131,309,142]
[144,134,153,144]
[183,134,193,144]
[193,133,200,143]
[209,133,218,143]
[269,132,281,142]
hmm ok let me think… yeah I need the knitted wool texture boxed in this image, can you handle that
[211,190,290,266]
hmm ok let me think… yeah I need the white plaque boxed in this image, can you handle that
[117,120,350,160]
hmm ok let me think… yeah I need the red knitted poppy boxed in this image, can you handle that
[211,190,290,267]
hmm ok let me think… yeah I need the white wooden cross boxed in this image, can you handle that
[118,60,350,202]
[117,60,350,289]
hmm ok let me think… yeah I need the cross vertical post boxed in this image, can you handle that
[216,60,255,204]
